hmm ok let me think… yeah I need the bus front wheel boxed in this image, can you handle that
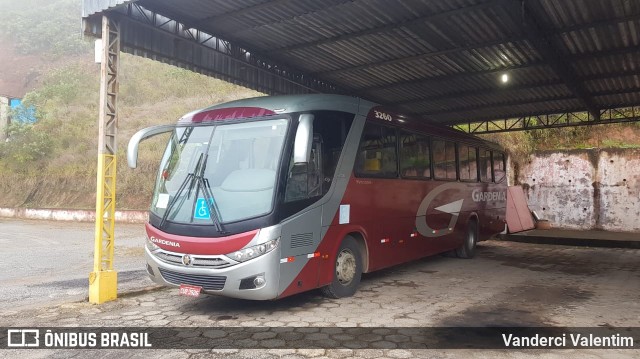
[456,220,478,259]
[321,236,362,298]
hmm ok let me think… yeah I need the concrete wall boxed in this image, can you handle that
[518,149,640,232]
[0,207,148,223]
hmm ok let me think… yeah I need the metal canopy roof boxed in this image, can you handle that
[82,0,640,132]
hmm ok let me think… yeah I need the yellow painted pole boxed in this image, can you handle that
[89,15,120,304]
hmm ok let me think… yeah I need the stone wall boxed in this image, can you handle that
[518,149,640,232]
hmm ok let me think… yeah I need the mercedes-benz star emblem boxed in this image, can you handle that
[182,254,192,266]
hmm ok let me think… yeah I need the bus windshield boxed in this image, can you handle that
[151,118,289,225]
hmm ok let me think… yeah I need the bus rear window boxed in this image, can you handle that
[493,152,506,183]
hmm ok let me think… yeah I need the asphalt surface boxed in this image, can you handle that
[0,218,153,310]
[0,218,639,358]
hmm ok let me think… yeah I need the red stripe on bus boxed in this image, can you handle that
[145,223,256,255]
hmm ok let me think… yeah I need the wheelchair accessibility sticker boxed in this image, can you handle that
[194,198,212,219]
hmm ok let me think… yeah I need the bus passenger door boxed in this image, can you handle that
[279,136,324,296]
[279,206,322,295]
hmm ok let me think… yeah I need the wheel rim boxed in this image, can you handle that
[335,249,356,285]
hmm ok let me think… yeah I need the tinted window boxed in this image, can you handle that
[399,131,430,179]
[433,139,456,180]
[459,145,478,181]
[479,149,492,182]
[312,111,354,194]
[493,151,506,183]
[355,123,398,178]
[285,111,354,202]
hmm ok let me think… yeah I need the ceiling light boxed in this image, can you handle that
[500,73,509,84]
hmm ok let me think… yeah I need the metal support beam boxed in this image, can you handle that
[454,106,640,134]
[194,0,293,24]
[503,0,600,120]
[189,0,353,36]
[355,62,547,94]
[545,12,640,37]
[394,79,565,106]
[416,86,640,117]
[353,42,638,96]
[83,4,339,96]
[89,15,120,305]
[391,69,640,107]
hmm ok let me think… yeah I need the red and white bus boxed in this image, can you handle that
[127,94,507,300]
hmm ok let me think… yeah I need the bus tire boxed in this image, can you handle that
[456,219,478,259]
[321,236,362,298]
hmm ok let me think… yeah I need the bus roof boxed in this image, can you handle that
[201,94,367,116]
[184,94,504,152]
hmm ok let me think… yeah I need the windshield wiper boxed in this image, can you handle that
[159,129,198,229]
[187,154,228,234]
[159,172,194,230]
[159,125,227,233]
[159,153,226,233]
[186,153,204,200]
[160,153,204,229]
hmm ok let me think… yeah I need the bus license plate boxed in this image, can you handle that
[179,284,202,297]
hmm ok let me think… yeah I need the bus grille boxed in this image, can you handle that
[159,268,226,291]
[153,250,233,269]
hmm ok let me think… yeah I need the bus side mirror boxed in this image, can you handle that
[127,124,175,168]
[293,114,314,164]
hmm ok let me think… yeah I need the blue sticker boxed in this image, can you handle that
[194,198,211,219]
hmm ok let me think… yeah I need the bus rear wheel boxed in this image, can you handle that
[321,236,362,298]
[456,219,478,259]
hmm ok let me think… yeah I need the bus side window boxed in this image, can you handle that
[309,110,354,195]
[355,123,398,178]
[493,151,506,183]
[285,136,323,202]
[479,149,492,183]
[284,109,356,203]
[459,145,478,182]
[432,139,456,180]
[399,131,430,179]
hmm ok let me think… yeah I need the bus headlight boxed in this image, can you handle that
[227,238,279,262]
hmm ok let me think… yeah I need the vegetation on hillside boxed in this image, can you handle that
[0,0,639,209]
[0,0,261,209]
[0,0,89,56]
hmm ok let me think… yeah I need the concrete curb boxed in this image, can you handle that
[0,207,148,223]
[499,232,640,249]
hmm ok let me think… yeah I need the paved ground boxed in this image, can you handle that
[0,218,639,358]
[0,218,151,310]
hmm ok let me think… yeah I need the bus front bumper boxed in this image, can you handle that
[144,245,281,300]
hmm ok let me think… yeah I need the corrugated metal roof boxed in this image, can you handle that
[83,0,640,126]
[82,0,134,17]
